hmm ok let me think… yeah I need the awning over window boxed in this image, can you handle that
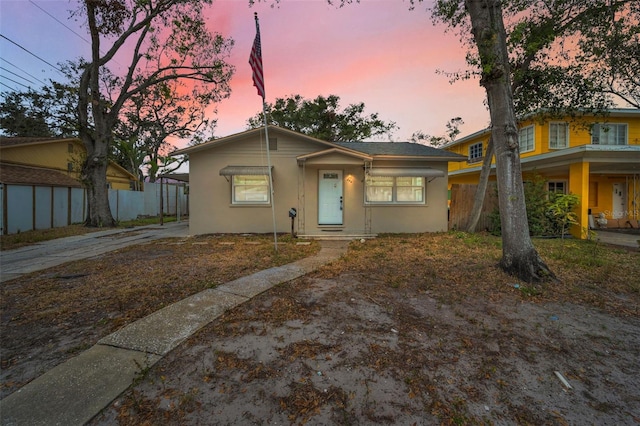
[367,167,445,178]
[219,166,273,176]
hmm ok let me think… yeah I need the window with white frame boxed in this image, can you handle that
[549,122,569,149]
[232,175,270,204]
[365,175,424,204]
[519,125,535,153]
[468,142,483,163]
[547,181,566,194]
[591,123,628,145]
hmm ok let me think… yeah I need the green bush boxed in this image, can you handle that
[488,175,580,238]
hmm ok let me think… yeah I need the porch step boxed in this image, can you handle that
[297,234,377,241]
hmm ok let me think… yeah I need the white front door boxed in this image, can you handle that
[318,170,343,225]
[612,183,626,219]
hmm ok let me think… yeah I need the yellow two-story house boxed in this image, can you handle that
[444,109,640,237]
[0,137,137,190]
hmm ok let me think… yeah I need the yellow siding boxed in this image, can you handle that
[1,139,136,190]
[445,111,640,238]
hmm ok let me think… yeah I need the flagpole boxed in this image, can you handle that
[262,102,278,252]
[251,12,278,251]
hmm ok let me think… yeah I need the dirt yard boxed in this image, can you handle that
[2,232,639,425]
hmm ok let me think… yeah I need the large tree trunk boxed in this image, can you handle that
[466,134,494,233]
[466,0,555,283]
[81,134,116,227]
[78,0,116,228]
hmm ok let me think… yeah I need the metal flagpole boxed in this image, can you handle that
[262,104,278,251]
[250,12,277,251]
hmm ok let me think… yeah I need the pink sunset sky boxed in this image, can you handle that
[0,0,490,147]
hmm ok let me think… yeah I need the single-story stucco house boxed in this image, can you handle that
[173,126,466,237]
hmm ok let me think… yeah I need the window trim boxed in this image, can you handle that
[231,174,271,205]
[519,125,535,153]
[591,123,628,145]
[364,175,426,205]
[549,122,569,149]
[547,180,567,195]
[468,142,483,163]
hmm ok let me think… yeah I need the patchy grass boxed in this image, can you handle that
[0,234,319,398]
[3,230,640,424]
[316,232,640,316]
[89,232,639,426]
[0,216,177,251]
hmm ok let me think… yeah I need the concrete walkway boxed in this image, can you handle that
[0,223,348,426]
[595,230,639,249]
[0,221,190,283]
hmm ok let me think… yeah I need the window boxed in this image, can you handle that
[519,125,534,153]
[268,138,277,151]
[547,181,566,194]
[68,143,74,153]
[232,175,270,204]
[468,142,483,163]
[549,122,569,149]
[591,123,627,145]
[365,176,424,204]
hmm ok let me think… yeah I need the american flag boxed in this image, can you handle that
[249,13,265,99]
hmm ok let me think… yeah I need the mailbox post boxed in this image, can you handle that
[288,208,297,238]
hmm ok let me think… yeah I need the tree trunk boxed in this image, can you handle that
[82,144,115,227]
[466,134,494,233]
[78,0,116,228]
[465,0,555,283]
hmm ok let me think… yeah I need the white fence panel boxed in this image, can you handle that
[0,185,3,234]
[6,186,33,234]
[35,187,52,230]
[71,188,85,224]
[109,189,145,221]
[144,182,160,216]
[2,182,188,235]
[53,187,69,228]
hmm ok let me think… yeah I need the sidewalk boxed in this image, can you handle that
[0,226,348,426]
[595,230,639,249]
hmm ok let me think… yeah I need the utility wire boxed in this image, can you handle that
[0,66,36,85]
[0,74,31,89]
[0,34,64,74]
[28,0,91,45]
[0,58,47,86]
[29,1,122,68]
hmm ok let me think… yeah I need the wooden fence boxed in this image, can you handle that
[449,183,499,232]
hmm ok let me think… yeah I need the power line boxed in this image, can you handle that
[0,33,64,74]
[27,1,124,69]
[0,58,48,86]
[0,66,37,85]
[28,0,91,46]
[0,74,31,90]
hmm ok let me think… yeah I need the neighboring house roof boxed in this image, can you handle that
[0,162,82,187]
[173,125,466,162]
[0,136,72,147]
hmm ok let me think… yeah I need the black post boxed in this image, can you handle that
[289,207,297,238]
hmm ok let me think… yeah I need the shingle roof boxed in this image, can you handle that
[0,137,73,148]
[334,142,465,158]
[0,163,82,187]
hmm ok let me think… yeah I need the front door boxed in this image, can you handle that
[318,170,343,225]
[612,183,626,219]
